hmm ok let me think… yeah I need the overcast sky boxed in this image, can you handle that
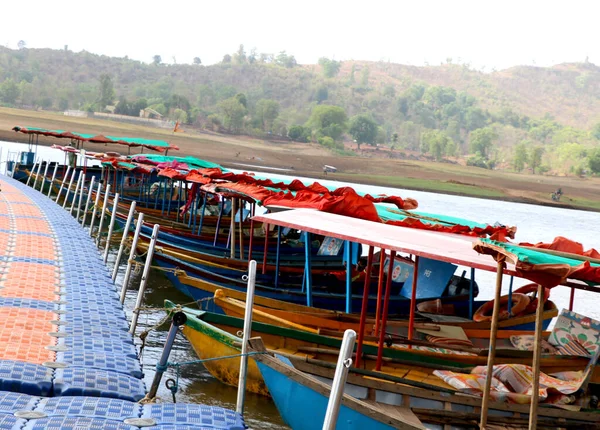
[2,0,598,70]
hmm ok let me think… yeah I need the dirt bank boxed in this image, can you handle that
[1,107,599,212]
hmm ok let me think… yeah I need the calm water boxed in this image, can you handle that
[2,140,600,429]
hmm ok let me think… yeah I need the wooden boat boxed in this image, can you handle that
[213,289,559,333]
[164,301,594,397]
[250,339,600,429]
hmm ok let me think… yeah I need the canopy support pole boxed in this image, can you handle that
[262,223,269,275]
[469,268,475,319]
[305,232,313,307]
[247,203,255,262]
[345,240,352,313]
[355,246,374,368]
[238,199,244,260]
[408,256,420,341]
[479,258,505,429]
[376,250,396,371]
[213,199,224,246]
[569,287,575,311]
[528,283,545,430]
[508,275,514,315]
[275,226,281,289]
[230,198,236,259]
[197,192,207,236]
[374,251,386,336]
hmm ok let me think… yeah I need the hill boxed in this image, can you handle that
[0,46,599,176]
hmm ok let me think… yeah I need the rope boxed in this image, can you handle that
[159,351,267,401]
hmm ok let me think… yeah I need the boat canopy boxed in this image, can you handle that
[253,209,518,274]
[13,126,178,152]
[474,237,600,288]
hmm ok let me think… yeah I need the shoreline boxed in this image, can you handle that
[0,108,598,213]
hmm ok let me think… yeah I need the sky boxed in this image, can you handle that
[1,0,598,70]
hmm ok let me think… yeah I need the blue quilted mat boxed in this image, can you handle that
[56,352,143,378]
[53,368,146,402]
[0,361,53,396]
[35,396,141,420]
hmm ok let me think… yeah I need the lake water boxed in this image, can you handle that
[1,140,599,429]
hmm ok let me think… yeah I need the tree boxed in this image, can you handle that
[222,54,232,64]
[193,57,202,65]
[288,125,310,142]
[314,85,328,103]
[255,99,280,131]
[592,122,600,140]
[234,44,246,64]
[529,146,544,174]
[235,93,247,108]
[588,148,600,174]
[0,78,19,104]
[17,40,26,50]
[275,51,297,68]
[318,58,341,78]
[152,55,162,65]
[98,74,115,108]
[307,105,347,141]
[513,141,528,172]
[349,114,378,150]
[421,130,450,161]
[218,97,247,132]
[469,127,497,159]
[360,66,370,87]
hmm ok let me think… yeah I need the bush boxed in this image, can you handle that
[466,153,490,169]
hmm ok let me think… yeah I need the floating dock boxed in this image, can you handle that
[0,175,244,429]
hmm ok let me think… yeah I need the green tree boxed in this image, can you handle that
[529,146,544,174]
[98,74,115,108]
[255,99,280,131]
[233,44,246,64]
[172,108,188,123]
[360,66,370,87]
[513,141,528,172]
[275,51,297,68]
[0,78,19,104]
[314,85,328,103]
[307,105,347,141]
[588,148,600,174]
[235,93,247,109]
[288,125,310,142]
[421,130,450,161]
[465,107,487,131]
[318,57,341,78]
[469,127,497,159]
[152,55,162,65]
[218,97,247,132]
[222,54,232,63]
[592,122,600,140]
[349,114,378,150]
[193,57,202,65]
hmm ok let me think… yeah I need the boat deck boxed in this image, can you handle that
[0,175,244,429]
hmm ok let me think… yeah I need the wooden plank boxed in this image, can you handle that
[362,400,424,430]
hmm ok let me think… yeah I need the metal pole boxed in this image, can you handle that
[112,201,136,282]
[47,163,58,198]
[236,260,257,414]
[479,258,505,429]
[374,251,386,336]
[355,246,374,369]
[407,256,420,341]
[304,232,313,307]
[56,165,71,204]
[230,198,236,259]
[213,199,224,246]
[69,171,83,214]
[345,240,352,313]
[76,175,86,221]
[469,267,475,319]
[120,213,145,303]
[62,168,77,209]
[322,329,357,430]
[81,176,95,226]
[103,192,120,263]
[146,311,187,401]
[88,181,102,236]
[26,160,37,186]
[129,224,160,334]
[33,160,43,190]
[274,226,281,289]
[40,161,49,192]
[376,250,396,371]
[95,184,112,246]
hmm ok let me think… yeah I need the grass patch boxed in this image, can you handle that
[340,174,507,198]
